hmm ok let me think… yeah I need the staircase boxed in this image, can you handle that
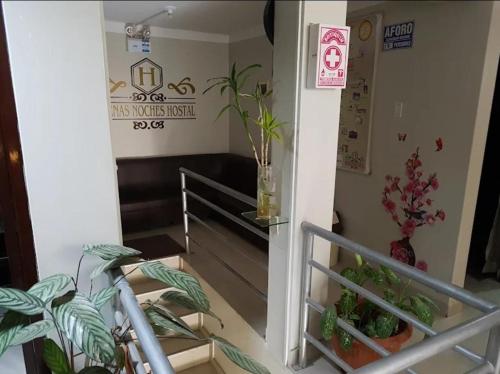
[120,255,231,373]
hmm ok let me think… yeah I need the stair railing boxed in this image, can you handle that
[180,167,268,301]
[298,221,500,374]
[113,270,175,374]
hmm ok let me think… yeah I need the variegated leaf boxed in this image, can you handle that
[90,256,141,279]
[0,312,28,356]
[28,274,72,304]
[0,288,45,315]
[42,338,70,374]
[83,244,141,261]
[10,320,55,346]
[212,336,270,374]
[160,290,223,327]
[52,293,115,364]
[145,307,198,339]
[90,287,117,310]
[140,261,209,311]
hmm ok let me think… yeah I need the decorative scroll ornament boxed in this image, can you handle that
[133,120,165,130]
[167,77,196,95]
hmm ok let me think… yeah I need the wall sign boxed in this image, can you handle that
[337,14,382,174]
[109,57,197,130]
[383,21,414,51]
[307,23,350,89]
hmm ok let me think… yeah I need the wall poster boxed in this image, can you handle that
[337,14,382,174]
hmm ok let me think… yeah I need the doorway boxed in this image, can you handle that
[466,58,500,288]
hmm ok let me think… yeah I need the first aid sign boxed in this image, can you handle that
[307,24,350,89]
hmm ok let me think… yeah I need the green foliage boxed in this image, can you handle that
[0,288,45,315]
[337,328,353,351]
[160,290,223,327]
[145,304,198,339]
[89,287,117,310]
[28,274,72,304]
[43,338,71,374]
[90,256,141,279]
[10,320,54,346]
[409,296,433,326]
[204,63,284,167]
[0,311,28,356]
[323,255,438,352]
[140,261,210,311]
[53,293,115,364]
[212,336,271,374]
[0,243,270,374]
[83,244,141,260]
[320,306,337,340]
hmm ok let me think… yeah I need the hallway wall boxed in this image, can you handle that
[106,29,230,158]
[335,1,499,289]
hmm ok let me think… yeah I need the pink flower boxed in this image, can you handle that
[392,214,400,223]
[436,209,446,221]
[401,219,417,238]
[414,188,423,198]
[383,198,396,213]
[416,171,423,178]
[416,261,428,272]
[401,194,408,202]
[425,214,436,225]
[426,199,432,206]
[385,175,393,181]
[384,186,391,193]
[391,241,410,264]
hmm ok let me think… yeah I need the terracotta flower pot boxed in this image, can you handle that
[331,323,413,369]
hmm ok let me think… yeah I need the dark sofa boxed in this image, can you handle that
[117,153,267,250]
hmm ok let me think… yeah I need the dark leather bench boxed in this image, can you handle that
[117,153,267,250]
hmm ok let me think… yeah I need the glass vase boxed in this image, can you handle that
[257,165,277,219]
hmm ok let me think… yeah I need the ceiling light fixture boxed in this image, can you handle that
[124,5,176,40]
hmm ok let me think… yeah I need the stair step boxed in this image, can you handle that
[140,329,213,372]
[178,361,224,374]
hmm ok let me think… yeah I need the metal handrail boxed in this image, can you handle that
[298,220,500,374]
[180,167,269,301]
[114,310,147,374]
[113,270,175,374]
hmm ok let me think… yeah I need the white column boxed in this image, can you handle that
[2,1,121,288]
[267,0,347,366]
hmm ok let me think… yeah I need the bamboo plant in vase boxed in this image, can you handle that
[204,63,284,219]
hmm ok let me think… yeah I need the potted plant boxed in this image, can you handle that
[320,255,437,369]
[0,244,270,374]
[382,147,446,269]
[204,63,284,219]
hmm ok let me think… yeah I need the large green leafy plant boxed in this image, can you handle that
[0,244,270,374]
[203,63,284,168]
[320,255,438,351]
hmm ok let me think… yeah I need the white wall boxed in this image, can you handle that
[335,1,498,289]
[228,36,273,159]
[106,30,229,158]
[2,0,121,297]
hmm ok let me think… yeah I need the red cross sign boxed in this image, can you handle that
[324,46,342,70]
[308,24,350,89]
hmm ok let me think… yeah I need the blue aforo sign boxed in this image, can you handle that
[383,21,414,50]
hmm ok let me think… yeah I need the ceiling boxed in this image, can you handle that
[103,1,267,35]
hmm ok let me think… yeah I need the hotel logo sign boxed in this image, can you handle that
[131,58,163,94]
[110,58,197,130]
